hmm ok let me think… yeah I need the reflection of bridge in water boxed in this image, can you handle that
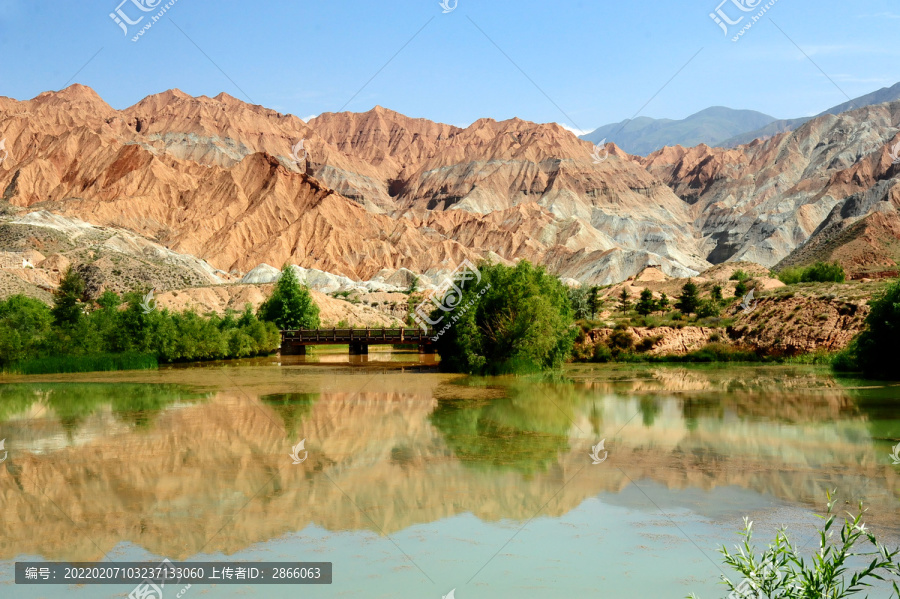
[280,328,437,355]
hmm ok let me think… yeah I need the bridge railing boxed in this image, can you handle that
[281,327,435,344]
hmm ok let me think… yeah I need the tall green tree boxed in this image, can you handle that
[568,286,591,320]
[710,284,724,304]
[618,288,631,315]
[675,280,701,316]
[51,267,86,328]
[258,264,320,330]
[588,286,603,319]
[431,261,575,374]
[734,279,749,298]
[657,293,670,313]
[636,288,657,316]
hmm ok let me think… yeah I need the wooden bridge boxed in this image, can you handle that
[280,327,437,355]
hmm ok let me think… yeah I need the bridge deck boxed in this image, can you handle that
[280,328,436,355]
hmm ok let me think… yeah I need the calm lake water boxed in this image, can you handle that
[2,350,900,598]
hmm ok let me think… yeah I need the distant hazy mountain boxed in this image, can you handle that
[721,81,900,147]
[579,106,777,156]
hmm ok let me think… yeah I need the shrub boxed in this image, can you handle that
[729,269,750,282]
[801,261,846,283]
[635,335,663,353]
[778,262,846,285]
[695,299,721,318]
[592,343,613,363]
[691,494,900,599]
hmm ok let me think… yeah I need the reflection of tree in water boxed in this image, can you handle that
[0,383,208,432]
[839,380,900,451]
[430,379,580,476]
[260,393,319,439]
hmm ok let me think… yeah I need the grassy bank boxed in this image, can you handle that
[4,352,159,375]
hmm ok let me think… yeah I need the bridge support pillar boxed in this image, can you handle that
[349,343,369,355]
[281,343,307,356]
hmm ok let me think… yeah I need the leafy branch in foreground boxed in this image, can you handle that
[690,492,900,598]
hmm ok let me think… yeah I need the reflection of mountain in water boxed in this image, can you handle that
[0,366,897,562]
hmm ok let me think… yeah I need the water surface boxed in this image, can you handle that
[2,356,899,598]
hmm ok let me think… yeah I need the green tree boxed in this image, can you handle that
[588,286,603,319]
[675,280,701,316]
[635,288,656,316]
[710,284,724,304]
[568,286,591,320]
[431,261,575,374]
[51,267,86,328]
[833,278,900,378]
[0,295,53,365]
[657,293,670,313]
[734,279,749,298]
[618,288,631,315]
[257,264,320,330]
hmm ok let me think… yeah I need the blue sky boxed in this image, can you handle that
[1,0,898,133]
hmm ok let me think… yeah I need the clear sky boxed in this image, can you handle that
[1,0,898,133]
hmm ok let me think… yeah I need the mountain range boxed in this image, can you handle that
[581,81,900,155]
[580,107,777,156]
[0,83,899,292]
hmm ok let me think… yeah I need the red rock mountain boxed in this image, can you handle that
[1,85,898,282]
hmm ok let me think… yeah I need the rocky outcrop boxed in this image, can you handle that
[585,326,725,355]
